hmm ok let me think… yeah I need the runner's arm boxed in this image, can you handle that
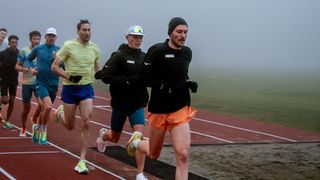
[94,59,100,73]
[51,57,69,80]
[15,61,28,73]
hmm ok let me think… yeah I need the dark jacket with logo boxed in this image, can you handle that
[106,44,148,113]
[0,48,19,85]
[143,39,192,113]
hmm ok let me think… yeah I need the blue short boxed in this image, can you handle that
[22,84,38,103]
[61,84,94,105]
[36,83,58,103]
[111,107,145,132]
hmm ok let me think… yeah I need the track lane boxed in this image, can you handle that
[2,84,319,179]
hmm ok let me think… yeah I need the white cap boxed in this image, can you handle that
[45,27,57,35]
[126,25,144,36]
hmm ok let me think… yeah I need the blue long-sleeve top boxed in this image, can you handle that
[26,44,60,86]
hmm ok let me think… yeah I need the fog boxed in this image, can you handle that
[2,0,320,72]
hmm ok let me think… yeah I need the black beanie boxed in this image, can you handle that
[168,17,188,35]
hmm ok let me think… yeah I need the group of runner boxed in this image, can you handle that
[0,17,198,180]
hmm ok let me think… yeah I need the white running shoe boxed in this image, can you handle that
[96,128,108,153]
[19,128,27,137]
[136,173,148,180]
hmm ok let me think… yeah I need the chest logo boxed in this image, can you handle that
[165,54,174,58]
[127,60,135,64]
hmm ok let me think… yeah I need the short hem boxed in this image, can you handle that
[147,106,197,131]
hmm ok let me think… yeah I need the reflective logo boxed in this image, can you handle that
[165,54,174,58]
[127,60,135,64]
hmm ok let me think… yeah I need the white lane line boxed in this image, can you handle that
[94,105,111,108]
[94,106,112,112]
[16,97,37,106]
[193,117,297,142]
[0,167,16,180]
[0,151,59,155]
[8,122,125,179]
[190,130,234,143]
[95,95,111,101]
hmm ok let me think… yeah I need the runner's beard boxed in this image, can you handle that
[171,38,185,48]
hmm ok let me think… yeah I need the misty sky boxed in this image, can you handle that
[2,0,320,71]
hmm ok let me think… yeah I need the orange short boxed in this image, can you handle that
[147,106,197,131]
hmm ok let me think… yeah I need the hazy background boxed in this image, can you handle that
[2,0,320,72]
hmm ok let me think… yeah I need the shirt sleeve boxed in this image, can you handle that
[26,47,37,68]
[56,43,69,62]
[142,44,163,86]
[95,45,101,64]
[17,50,25,62]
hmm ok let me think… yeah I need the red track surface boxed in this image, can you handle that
[1,84,320,179]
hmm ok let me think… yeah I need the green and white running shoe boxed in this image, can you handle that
[54,105,64,123]
[74,160,89,174]
[126,131,142,157]
[39,130,47,145]
[32,124,40,143]
[3,121,13,129]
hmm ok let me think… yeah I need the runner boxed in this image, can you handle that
[0,28,8,51]
[27,27,60,144]
[0,35,19,129]
[15,30,42,137]
[126,17,198,180]
[95,25,149,180]
[52,19,100,174]
[0,28,8,122]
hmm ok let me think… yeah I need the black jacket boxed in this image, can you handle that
[0,48,19,85]
[143,39,192,113]
[104,44,148,113]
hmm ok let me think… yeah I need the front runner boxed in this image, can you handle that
[95,25,149,180]
[52,19,100,174]
[126,17,198,180]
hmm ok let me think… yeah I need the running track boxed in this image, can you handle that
[1,84,320,179]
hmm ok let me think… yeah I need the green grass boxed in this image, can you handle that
[93,68,320,133]
[188,68,320,133]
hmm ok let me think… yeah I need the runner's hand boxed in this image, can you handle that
[126,76,139,85]
[94,71,102,79]
[31,67,38,76]
[69,75,82,83]
[187,80,198,93]
[23,67,29,73]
